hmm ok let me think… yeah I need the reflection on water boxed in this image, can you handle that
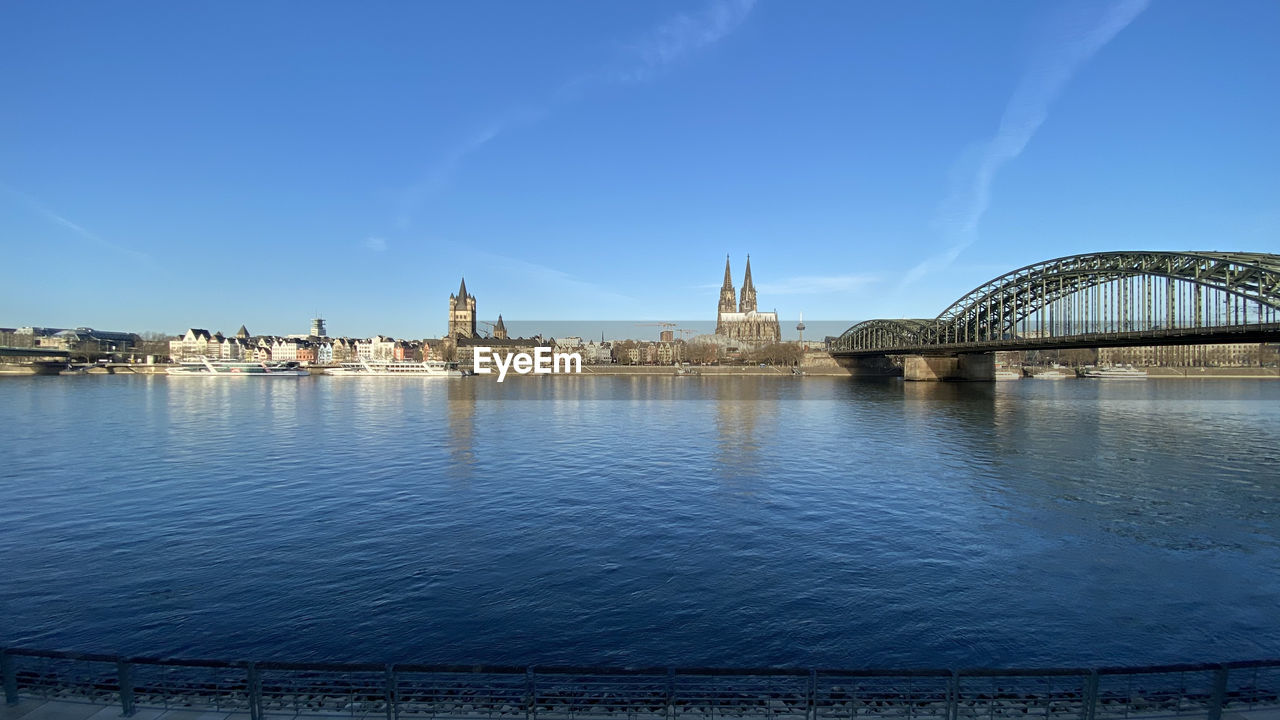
[447,380,477,481]
[715,380,766,488]
[0,375,1278,668]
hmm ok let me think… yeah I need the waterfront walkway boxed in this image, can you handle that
[5,649,1280,720]
[2,699,246,720]
[5,695,1280,720]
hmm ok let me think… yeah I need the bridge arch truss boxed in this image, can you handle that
[832,251,1280,354]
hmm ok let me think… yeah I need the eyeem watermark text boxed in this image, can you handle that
[473,347,581,382]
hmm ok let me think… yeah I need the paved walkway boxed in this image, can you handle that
[2,700,250,720]
[7,698,1280,720]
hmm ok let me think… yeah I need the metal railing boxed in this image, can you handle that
[3,648,1278,720]
[829,321,1280,357]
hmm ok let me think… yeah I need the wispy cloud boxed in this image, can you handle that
[482,253,638,311]
[1,183,159,268]
[396,108,547,228]
[758,274,877,295]
[362,236,388,252]
[399,0,756,226]
[622,0,756,83]
[903,0,1149,286]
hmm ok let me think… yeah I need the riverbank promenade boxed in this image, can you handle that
[5,686,1280,720]
[4,650,1279,720]
[3,698,254,720]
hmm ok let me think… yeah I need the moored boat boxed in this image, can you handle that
[995,369,1021,381]
[1083,365,1148,379]
[1032,369,1070,380]
[167,358,309,376]
[325,358,465,377]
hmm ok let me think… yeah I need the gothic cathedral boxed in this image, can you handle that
[715,256,781,345]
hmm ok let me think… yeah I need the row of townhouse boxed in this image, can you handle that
[354,336,448,362]
[169,329,440,364]
[548,338,691,365]
[613,341,686,365]
[168,331,323,363]
[552,337,612,364]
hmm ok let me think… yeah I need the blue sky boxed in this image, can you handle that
[2,1,1278,339]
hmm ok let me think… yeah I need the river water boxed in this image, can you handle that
[1,375,1277,668]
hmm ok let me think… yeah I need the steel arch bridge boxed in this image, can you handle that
[831,251,1280,356]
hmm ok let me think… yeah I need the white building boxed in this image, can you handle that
[272,338,314,362]
[218,337,250,360]
[582,340,611,364]
[357,336,397,361]
[255,338,276,361]
[171,329,216,361]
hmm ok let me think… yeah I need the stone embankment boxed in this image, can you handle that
[1144,366,1280,378]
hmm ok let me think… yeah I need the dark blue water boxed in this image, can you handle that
[1,375,1278,668]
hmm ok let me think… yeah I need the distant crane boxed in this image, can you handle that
[478,321,496,338]
[634,322,678,341]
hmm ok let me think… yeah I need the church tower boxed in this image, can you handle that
[715,255,781,346]
[448,277,477,338]
[718,255,737,316]
[738,254,757,313]
[493,314,508,340]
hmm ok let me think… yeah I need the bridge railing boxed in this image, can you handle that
[4,648,1279,720]
[831,321,1280,355]
[832,250,1280,354]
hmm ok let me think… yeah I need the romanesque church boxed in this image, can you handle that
[447,278,477,338]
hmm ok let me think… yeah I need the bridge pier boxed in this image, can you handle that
[903,353,994,382]
[834,355,901,377]
[0,361,65,376]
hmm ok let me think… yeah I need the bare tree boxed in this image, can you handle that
[611,340,638,365]
[686,342,720,365]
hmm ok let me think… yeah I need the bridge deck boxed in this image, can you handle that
[832,323,1280,357]
[0,347,71,358]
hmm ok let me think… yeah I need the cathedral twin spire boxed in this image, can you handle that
[739,255,757,313]
[719,255,738,316]
[714,254,779,343]
[717,255,757,315]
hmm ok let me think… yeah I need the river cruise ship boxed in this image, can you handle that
[167,358,309,376]
[1032,368,1071,380]
[326,358,466,377]
[1083,365,1149,379]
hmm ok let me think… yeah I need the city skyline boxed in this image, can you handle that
[0,258,881,343]
[3,1,1278,338]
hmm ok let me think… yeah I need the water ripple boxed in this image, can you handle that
[0,375,1278,667]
